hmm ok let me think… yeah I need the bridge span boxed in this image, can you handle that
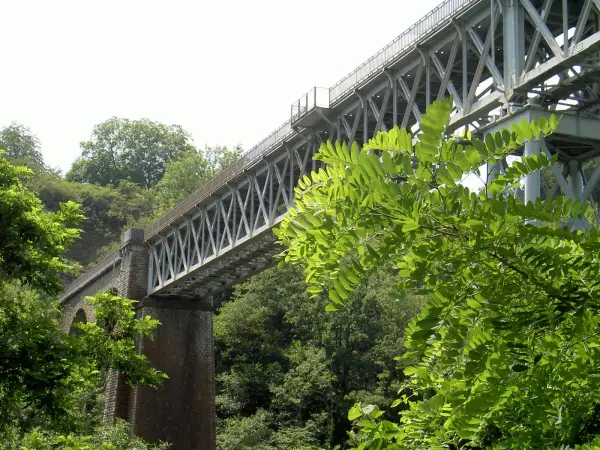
[61,0,600,447]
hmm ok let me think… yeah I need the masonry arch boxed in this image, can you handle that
[69,309,87,335]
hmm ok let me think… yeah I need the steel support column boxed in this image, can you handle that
[567,160,588,230]
[503,0,525,93]
[524,140,541,204]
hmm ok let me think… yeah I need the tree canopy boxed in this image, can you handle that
[0,156,166,449]
[0,154,82,294]
[276,98,600,448]
[152,144,241,213]
[66,117,195,188]
[0,122,45,169]
[214,264,422,449]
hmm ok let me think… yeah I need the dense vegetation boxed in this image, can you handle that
[215,265,422,449]
[0,154,167,448]
[277,98,600,448]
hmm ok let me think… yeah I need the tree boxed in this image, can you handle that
[276,98,600,448]
[0,122,45,169]
[0,287,165,435]
[153,144,242,213]
[28,174,154,269]
[66,117,195,188]
[215,264,422,449]
[0,154,82,294]
[0,156,166,448]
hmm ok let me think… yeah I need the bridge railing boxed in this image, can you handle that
[144,120,294,241]
[329,0,479,105]
[60,248,121,300]
[291,87,330,123]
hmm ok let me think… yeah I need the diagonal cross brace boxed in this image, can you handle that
[430,41,463,110]
[398,63,424,130]
[367,85,391,136]
[467,26,504,88]
[521,0,564,59]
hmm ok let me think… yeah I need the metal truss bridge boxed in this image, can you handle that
[67,0,600,300]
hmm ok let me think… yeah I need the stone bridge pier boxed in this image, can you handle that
[62,228,216,450]
[112,228,216,450]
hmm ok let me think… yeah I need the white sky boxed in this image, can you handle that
[1,0,442,173]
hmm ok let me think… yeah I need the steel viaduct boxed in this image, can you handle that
[61,0,600,447]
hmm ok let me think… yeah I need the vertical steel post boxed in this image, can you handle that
[567,160,585,230]
[363,95,368,145]
[426,55,431,106]
[503,0,525,93]
[392,77,398,127]
[462,26,468,107]
[491,0,496,70]
[563,0,569,55]
[524,140,541,204]
[269,163,274,225]
[384,70,398,127]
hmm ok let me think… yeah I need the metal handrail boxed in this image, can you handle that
[291,87,330,123]
[60,249,121,300]
[329,0,480,105]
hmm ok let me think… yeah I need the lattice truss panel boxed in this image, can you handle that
[323,0,600,149]
[148,136,322,296]
[148,0,600,297]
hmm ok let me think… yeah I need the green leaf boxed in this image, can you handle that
[519,118,533,140]
[465,146,481,165]
[349,404,362,420]
[471,138,488,158]
[464,219,485,231]
[429,394,445,411]
[402,221,419,232]
[325,303,340,312]
[485,133,496,153]
[328,289,344,305]
[382,151,396,174]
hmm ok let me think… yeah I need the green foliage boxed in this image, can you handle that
[77,292,167,387]
[0,155,165,447]
[0,282,75,427]
[215,265,422,449]
[0,155,83,294]
[8,420,168,450]
[152,144,241,214]
[276,98,600,448]
[0,122,46,169]
[28,173,153,269]
[0,285,166,439]
[67,117,195,188]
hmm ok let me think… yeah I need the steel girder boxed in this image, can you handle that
[147,0,600,296]
[147,133,322,296]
